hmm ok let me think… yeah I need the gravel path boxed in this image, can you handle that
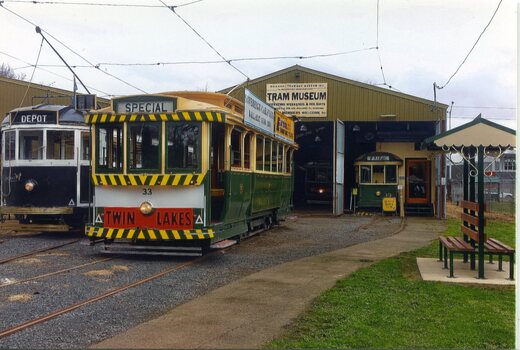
[0,214,400,348]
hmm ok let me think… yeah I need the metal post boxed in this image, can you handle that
[477,146,485,279]
[462,149,469,263]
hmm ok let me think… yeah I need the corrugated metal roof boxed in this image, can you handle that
[219,65,447,122]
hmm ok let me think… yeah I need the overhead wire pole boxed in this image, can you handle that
[34,26,91,94]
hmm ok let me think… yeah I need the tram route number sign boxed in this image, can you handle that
[103,207,194,230]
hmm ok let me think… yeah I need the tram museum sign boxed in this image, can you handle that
[266,83,327,118]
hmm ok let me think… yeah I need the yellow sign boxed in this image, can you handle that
[274,111,294,142]
[382,197,397,212]
[352,188,358,196]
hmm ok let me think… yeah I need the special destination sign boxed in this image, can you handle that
[244,88,274,135]
[266,83,327,118]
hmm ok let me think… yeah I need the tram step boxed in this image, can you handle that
[99,244,203,256]
[210,239,238,249]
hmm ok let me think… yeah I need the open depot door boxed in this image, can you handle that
[333,120,345,215]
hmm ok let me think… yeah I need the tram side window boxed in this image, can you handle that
[277,144,283,173]
[167,123,199,170]
[244,133,251,169]
[256,135,264,171]
[97,125,123,170]
[285,148,292,174]
[81,131,89,160]
[264,138,272,172]
[19,130,43,160]
[230,128,241,168]
[47,130,74,160]
[129,123,161,170]
[272,141,278,172]
[4,131,15,161]
[360,165,371,184]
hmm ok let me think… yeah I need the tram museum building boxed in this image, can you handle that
[222,66,448,218]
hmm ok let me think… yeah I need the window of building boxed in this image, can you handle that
[46,130,74,160]
[504,158,516,171]
[256,135,264,171]
[4,131,15,161]
[230,128,242,168]
[167,122,199,170]
[97,125,123,170]
[19,130,43,160]
[128,123,161,171]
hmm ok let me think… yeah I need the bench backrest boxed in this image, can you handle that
[460,200,487,243]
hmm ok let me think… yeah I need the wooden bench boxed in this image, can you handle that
[438,200,515,280]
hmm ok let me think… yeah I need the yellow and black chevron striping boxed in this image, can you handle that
[85,226,215,240]
[92,173,206,186]
[86,111,224,124]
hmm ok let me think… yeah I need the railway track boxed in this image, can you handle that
[0,239,81,265]
[0,249,227,339]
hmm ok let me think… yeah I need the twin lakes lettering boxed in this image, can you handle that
[115,101,175,114]
[103,207,194,230]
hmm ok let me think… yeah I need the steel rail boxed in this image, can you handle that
[0,239,81,265]
[0,258,200,339]
[0,257,114,288]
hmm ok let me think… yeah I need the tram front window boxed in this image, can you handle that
[4,131,15,161]
[167,123,199,170]
[47,130,74,160]
[19,130,43,160]
[129,123,161,171]
[97,125,123,170]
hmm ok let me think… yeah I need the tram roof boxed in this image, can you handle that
[2,104,85,126]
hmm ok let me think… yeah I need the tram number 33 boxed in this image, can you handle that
[142,188,153,195]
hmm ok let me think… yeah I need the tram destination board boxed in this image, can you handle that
[103,207,194,229]
[11,111,57,124]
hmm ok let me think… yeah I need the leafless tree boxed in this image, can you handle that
[0,63,27,80]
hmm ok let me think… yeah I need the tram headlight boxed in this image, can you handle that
[24,180,37,192]
[375,191,381,197]
[139,201,154,215]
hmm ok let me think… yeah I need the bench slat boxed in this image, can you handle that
[460,225,487,242]
[461,213,486,227]
[460,200,485,212]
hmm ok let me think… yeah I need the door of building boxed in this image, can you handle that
[333,120,345,215]
[405,159,430,204]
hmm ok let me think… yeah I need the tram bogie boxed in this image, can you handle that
[85,92,297,255]
[1,105,91,230]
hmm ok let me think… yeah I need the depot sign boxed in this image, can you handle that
[11,111,57,125]
[266,83,327,118]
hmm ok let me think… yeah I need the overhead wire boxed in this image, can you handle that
[436,0,503,90]
[2,0,203,8]
[0,50,112,96]
[157,0,250,81]
[0,3,147,93]
[374,0,396,91]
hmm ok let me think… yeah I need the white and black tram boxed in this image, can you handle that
[0,104,91,229]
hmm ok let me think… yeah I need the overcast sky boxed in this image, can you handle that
[0,0,516,129]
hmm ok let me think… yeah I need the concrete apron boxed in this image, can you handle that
[92,217,446,349]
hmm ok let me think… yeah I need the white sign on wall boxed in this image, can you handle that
[266,83,327,118]
[244,89,274,135]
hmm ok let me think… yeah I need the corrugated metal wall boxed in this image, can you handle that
[0,77,109,117]
[226,66,446,122]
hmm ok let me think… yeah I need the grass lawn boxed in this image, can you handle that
[268,219,515,349]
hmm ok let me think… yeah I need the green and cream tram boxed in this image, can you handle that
[85,92,297,255]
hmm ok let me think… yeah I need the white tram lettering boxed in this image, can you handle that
[20,114,47,123]
[124,102,168,113]
[105,210,135,226]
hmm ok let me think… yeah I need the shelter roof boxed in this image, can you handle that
[423,114,515,149]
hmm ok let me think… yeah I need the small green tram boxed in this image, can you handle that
[354,152,402,210]
[85,92,297,255]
